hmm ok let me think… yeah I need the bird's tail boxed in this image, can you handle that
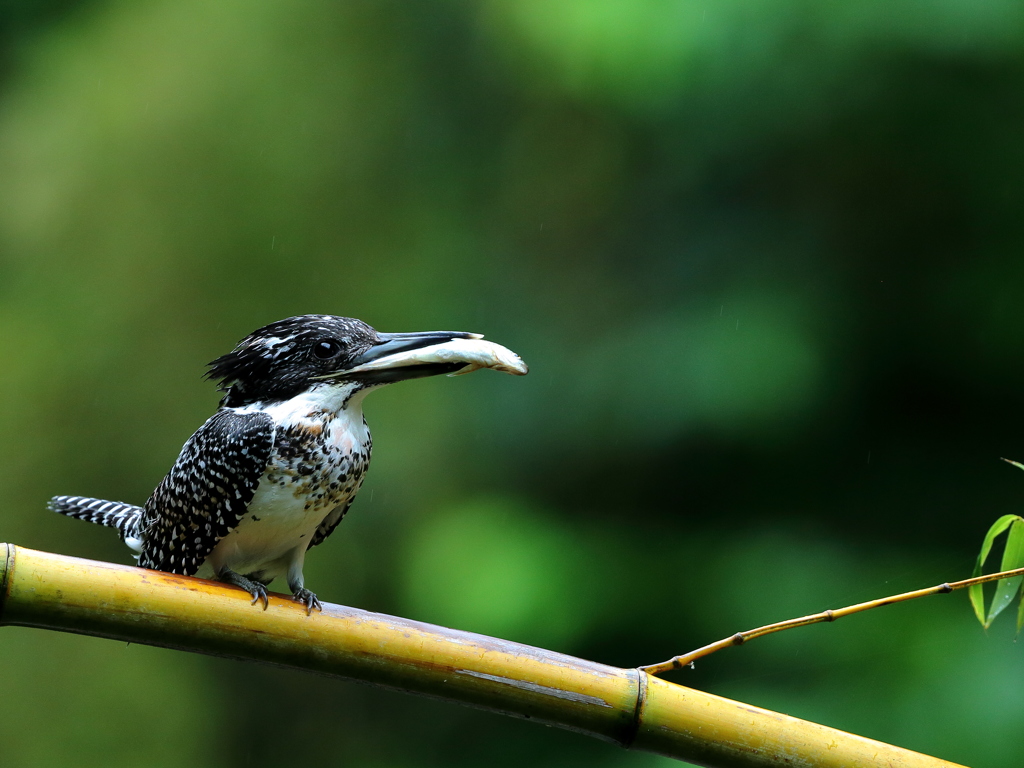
[49,495,144,550]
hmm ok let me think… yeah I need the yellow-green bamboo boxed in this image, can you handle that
[0,544,966,768]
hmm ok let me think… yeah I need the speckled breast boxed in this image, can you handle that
[263,412,372,517]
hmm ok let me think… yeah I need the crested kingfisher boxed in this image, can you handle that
[50,315,528,613]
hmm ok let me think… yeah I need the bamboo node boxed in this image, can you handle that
[0,543,11,621]
[623,667,648,748]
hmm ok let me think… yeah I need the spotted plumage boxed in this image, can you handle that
[139,410,274,576]
[51,314,527,614]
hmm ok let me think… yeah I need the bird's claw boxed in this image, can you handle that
[293,588,323,615]
[218,570,271,610]
[248,583,269,610]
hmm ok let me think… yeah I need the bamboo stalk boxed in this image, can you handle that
[641,566,1024,676]
[0,544,965,768]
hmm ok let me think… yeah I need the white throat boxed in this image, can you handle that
[234,381,371,425]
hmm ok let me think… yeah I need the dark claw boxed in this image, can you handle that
[217,569,271,610]
[293,588,323,616]
[249,582,269,610]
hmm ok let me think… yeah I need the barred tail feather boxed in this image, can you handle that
[49,495,144,551]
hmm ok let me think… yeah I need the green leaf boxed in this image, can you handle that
[1001,457,1024,472]
[1016,581,1024,635]
[969,514,1022,626]
[987,518,1024,626]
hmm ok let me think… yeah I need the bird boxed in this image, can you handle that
[50,315,527,613]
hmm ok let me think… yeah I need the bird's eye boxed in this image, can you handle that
[312,340,342,360]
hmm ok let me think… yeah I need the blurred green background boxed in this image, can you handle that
[2,1,1024,766]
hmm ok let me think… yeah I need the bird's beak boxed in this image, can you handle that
[328,331,528,384]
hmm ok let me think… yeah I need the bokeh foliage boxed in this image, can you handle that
[2,1,1024,766]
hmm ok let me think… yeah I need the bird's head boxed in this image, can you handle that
[207,315,526,408]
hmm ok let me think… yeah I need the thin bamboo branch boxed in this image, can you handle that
[0,544,965,768]
[641,565,1024,676]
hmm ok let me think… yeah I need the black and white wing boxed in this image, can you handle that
[139,409,274,576]
[307,500,353,549]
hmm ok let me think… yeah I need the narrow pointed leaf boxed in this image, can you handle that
[969,514,1022,626]
[1016,581,1024,635]
[1001,457,1024,472]
[969,578,986,626]
[986,519,1024,626]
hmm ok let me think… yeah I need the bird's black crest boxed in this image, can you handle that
[207,315,379,407]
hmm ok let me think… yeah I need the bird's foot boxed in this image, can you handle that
[218,570,270,610]
[292,587,323,616]
[248,582,270,610]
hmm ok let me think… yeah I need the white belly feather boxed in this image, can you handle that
[196,387,371,582]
